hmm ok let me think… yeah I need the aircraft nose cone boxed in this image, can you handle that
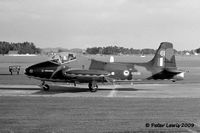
[24,66,32,76]
[24,61,60,78]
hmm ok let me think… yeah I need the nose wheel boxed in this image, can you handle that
[88,82,98,92]
[43,84,50,91]
[41,81,50,91]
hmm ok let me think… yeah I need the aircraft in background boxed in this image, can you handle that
[25,42,185,92]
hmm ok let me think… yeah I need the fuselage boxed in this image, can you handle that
[25,55,184,84]
[24,42,185,92]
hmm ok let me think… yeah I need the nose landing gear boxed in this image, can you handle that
[41,81,50,91]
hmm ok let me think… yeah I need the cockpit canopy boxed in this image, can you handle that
[52,53,76,64]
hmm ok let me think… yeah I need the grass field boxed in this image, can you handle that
[1,54,200,67]
[0,97,200,132]
[0,55,200,132]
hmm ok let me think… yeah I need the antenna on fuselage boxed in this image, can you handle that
[110,56,114,63]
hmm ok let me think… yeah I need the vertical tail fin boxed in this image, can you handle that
[150,42,176,68]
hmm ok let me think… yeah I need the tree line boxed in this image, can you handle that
[86,46,155,55]
[0,41,41,55]
[86,46,200,55]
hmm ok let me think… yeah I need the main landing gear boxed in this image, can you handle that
[41,81,50,91]
[88,81,98,92]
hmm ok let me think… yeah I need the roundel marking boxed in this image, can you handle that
[123,70,129,76]
[160,50,165,57]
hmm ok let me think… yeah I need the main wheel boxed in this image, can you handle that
[88,82,98,92]
[43,84,50,91]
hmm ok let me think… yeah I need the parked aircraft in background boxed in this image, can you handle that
[25,42,185,92]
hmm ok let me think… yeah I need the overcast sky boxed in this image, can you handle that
[0,0,200,50]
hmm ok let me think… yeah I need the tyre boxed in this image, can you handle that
[88,82,98,92]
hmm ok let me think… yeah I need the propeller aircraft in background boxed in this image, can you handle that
[25,42,185,92]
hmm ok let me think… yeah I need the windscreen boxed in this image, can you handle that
[52,54,76,64]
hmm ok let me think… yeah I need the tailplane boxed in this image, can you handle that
[150,42,176,68]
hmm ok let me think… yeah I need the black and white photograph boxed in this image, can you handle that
[0,0,200,132]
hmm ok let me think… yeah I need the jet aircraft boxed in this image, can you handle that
[25,42,185,92]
